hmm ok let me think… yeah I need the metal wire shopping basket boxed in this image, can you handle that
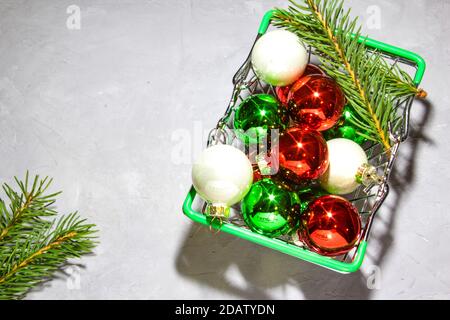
[182,10,426,273]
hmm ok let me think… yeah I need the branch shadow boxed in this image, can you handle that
[364,98,434,270]
[23,262,88,299]
[175,99,433,299]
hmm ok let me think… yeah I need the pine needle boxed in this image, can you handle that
[272,0,424,150]
[0,173,97,300]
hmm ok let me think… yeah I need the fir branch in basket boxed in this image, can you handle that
[0,173,97,300]
[272,0,426,150]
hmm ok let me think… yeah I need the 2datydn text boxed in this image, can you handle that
[175,304,275,317]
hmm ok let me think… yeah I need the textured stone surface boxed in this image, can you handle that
[0,0,448,299]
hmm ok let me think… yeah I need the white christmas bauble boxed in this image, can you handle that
[192,144,253,208]
[319,138,368,195]
[251,30,308,86]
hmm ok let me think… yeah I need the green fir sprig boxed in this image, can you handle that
[0,173,97,300]
[273,0,426,150]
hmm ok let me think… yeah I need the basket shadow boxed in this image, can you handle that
[364,98,434,271]
[175,224,371,299]
[175,99,433,300]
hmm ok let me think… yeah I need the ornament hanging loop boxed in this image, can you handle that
[208,216,224,234]
[207,127,231,147]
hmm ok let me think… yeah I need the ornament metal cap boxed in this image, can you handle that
[355,163,383,186]
[206,203,230,219]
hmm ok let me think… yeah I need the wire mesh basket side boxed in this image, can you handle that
[183,11,426,273]
[205,34,419,265]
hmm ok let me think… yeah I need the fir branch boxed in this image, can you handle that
[0,174,97,300]
[0,172,58,244]
[385,62,427,99]
[272,0,425,150]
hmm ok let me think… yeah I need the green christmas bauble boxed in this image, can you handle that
[323,106,367,145]
[241,179,301,237]
[297,186,330,213]
[234,94,287,144]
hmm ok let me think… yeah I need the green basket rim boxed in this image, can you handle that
[183,186,367,273]
[258,10,426,85]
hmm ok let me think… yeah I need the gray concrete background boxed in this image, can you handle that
[0,0,448,299]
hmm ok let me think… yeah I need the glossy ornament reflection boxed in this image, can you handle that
[287,74,346,131]
[319,138,370,195]
[297,186,330,213]
[192,144,253,218]
[252,165,263,183]
[299,195,362,256]
[251,30,308,86]
[323,106,367,144]
[234,94,287,144]
[241,179,301,237]
[276,64,326,106]
[278,127,329,183]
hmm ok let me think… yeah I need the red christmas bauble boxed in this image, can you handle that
[252,165,263,182]
[278,127,328,182]
[275,86,290,107]
[304,64,326,76]
[276,64,326,106]
[287,74,345,131]
[299,195,362,256]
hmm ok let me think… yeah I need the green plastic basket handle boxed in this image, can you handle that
[258,10,426,85]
